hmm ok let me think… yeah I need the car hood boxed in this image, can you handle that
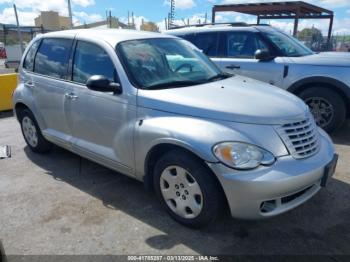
[289,52,350,67]
[137,75,309,125]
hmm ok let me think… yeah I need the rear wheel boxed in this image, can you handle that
[153,150,222,228]
[299,87,346,133]
[19,109,52,153]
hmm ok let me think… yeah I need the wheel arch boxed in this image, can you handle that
[143,142,230,213]
[287,76,350,117]
[14,102,30,121]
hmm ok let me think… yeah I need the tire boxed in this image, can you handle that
[153,149,222,228]
[299,87,346,133]
[19,109,52,153]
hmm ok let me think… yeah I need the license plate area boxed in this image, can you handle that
[321,154,338,187]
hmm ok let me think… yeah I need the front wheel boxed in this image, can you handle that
[153,150,222,228]
[299,87,346,133]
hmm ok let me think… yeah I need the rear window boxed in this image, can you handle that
[23,40,40,71]
[192,32,219,57]
[34,38,73,79]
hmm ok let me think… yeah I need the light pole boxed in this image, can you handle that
[67,0,73,29]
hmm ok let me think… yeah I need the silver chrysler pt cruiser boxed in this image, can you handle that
[13,29,338,228]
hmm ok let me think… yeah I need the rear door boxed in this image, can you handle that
[31,38,74,146]
[218,31,285,87]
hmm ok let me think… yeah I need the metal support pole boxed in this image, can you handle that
[67,0,73,28]
[109,10,112,28]
[13,4,24,54]
[327,15,334,49]
[257,16,260,25]
[212,8,216,23]
[293,8,300,37]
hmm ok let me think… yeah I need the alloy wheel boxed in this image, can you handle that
[305,97,334,128]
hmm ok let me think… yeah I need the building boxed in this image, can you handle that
[34,11,71,30]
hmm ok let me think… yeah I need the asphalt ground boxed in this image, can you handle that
[0,111,349,257]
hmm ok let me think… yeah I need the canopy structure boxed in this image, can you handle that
[212,1,334,44]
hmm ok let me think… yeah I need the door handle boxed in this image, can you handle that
[65,93,79,100]
[24,81,35,88]
[226,65,241,70]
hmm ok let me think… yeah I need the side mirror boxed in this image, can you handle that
[86,75,122,94]
[254,49,274,61]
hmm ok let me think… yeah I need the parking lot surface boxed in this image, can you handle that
[0,111,349,255]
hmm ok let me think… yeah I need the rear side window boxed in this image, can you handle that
[34,38,72,79]
[23,40,40,71]
[192,32,219,57]
[72,41,117,84]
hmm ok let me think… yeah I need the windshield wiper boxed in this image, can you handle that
[146,80,204,90]
[206,72,232,82]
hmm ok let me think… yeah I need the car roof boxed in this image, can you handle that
[165,25,272,35]
[37,29,176,46]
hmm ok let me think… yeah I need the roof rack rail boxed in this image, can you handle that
[169,22,248,30]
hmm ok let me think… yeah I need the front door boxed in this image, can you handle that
[65,40,135,175]
[218,31,285,88]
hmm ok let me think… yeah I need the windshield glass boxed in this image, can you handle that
[264,29,314,57]
[117,38,224,89]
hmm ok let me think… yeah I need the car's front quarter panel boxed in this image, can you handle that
[134,108,289,179]
[284,63,350,96]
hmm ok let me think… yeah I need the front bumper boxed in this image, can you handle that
[207,130,335,219]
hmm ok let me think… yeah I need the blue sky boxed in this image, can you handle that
[1,0,350,34]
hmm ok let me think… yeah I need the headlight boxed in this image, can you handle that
[213,142,275,170]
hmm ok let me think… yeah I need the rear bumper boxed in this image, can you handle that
[207,130,335,219]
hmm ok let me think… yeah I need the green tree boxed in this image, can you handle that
[299,27,323,43]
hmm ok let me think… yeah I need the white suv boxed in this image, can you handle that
[166,24,350,133]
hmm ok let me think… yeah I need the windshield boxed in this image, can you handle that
[264,29,314,57]
[117,38,225,89]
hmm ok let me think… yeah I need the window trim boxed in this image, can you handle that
[22,38,42,72]
[32,37,74,80]
[69,39,121,87]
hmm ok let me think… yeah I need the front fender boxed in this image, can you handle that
[134,108,285,178]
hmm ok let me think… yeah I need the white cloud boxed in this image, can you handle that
[164,0,196,10]
[73,11,103,25]
[72,0,95,8]
[0,0,97,26]
[0,7,37,25]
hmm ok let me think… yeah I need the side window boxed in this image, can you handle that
[192,32,218,57]
[34,38,72,78]
[73,41,116,85]
[226,32,268,59]
[23,40,40,71]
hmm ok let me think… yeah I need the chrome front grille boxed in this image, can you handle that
[276,117,320,159]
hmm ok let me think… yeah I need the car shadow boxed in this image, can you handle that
[332,120,350,146]
[23,132,350,255]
